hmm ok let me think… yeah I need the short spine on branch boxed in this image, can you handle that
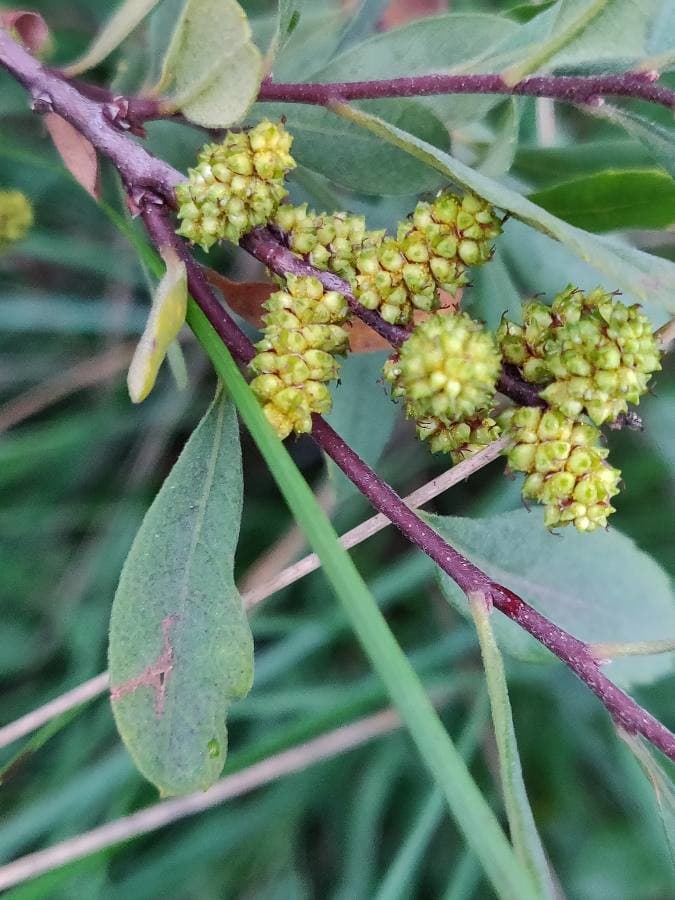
[0,189,33,246]
[498,286,661,425]
[249,275,350,439]
[500,406,621,532]
[176,120,295,250]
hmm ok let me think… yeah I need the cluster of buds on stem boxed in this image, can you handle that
[249,275,349,439]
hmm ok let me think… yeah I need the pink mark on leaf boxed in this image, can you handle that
[111,615,178,716]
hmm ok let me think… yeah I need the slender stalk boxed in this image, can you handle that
[256,72,675,111]
[2,27,674,762]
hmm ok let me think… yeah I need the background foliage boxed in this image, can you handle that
[1,0,674,897]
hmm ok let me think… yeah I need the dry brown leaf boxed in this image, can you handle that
[45,113,99,200]
[205,268,274,328]
[0,10,51,55]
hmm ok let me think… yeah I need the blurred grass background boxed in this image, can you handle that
[1,0,674,897]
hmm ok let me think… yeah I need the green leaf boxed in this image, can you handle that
[590,105,675,181]
[431,509,675,688]
[158,0,262,128]
[268,0,303,60]
[109,389,253,796]
[186,301,540,900]
[477,99,521,178]
[479,0,662,73]
[252,101,450,195]
[63,0,164,76]
[332,104,675,312]
[619,731,675,869]
[513,140,656,188]
[529,170,675,233]
[325,352,398,502]
[468,592,555,899]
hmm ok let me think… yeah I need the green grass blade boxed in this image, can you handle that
[186,299,540,900]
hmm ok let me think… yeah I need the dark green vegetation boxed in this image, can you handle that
[1,1,674,897]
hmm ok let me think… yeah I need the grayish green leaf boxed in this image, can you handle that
[591,105,675,181]
[159,0,262,128]
[431,509,675,687]
[109,390,253,796]
[252,101,450,195]
[325,352,398,502]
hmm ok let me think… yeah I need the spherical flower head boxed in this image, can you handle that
[354,233,414,325]
[501,405,621,532]
[385,312,501,423]
[250,275,350,438]
[175,120,296,250]
[417,414,501,462]
[499,286,661,425]
[0,190,33,245]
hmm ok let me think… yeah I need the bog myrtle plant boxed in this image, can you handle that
[0,1,674,895]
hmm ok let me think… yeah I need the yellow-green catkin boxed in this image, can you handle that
[0,190,33,246]
[501,406,621,532]
[384,312,502,424]
[498,286,661,425]
[276,191,502,327]
[249,275,350,439]
[274,204,367,283]
[176,120,295,250]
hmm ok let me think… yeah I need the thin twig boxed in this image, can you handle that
[0,673,110,750]
[256,72,675,111]
[0,439,506,748]
[0,706,403,891]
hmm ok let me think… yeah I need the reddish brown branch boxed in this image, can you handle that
[2,27,673,761]
[257,71,675,111]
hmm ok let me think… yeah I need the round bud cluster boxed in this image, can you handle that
[384,312,502,424]
[417,415,501,463]
[399,191,502,290]
[274,204,367,283]
[498,286,661,425]
[0,189,33,246]
[250,275,350,439]
[176,120,295,250]
[501,406,621,532]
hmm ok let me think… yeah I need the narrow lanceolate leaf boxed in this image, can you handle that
[529,170,675,233]
[109,390,253,796]
[63,0,164,76]
[333,104,675,313]
[469,592,556,900]
[127,245,187,403]
[619,731,675,869]
[157,0,262,128]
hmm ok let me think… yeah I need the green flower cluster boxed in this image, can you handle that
[500,406,621,531]
[498,286,661,425]
[0,189,33,246]
[176,120,295,250]
[276,191,502,325]
[249,275,349,439]
[383,312,502,460]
